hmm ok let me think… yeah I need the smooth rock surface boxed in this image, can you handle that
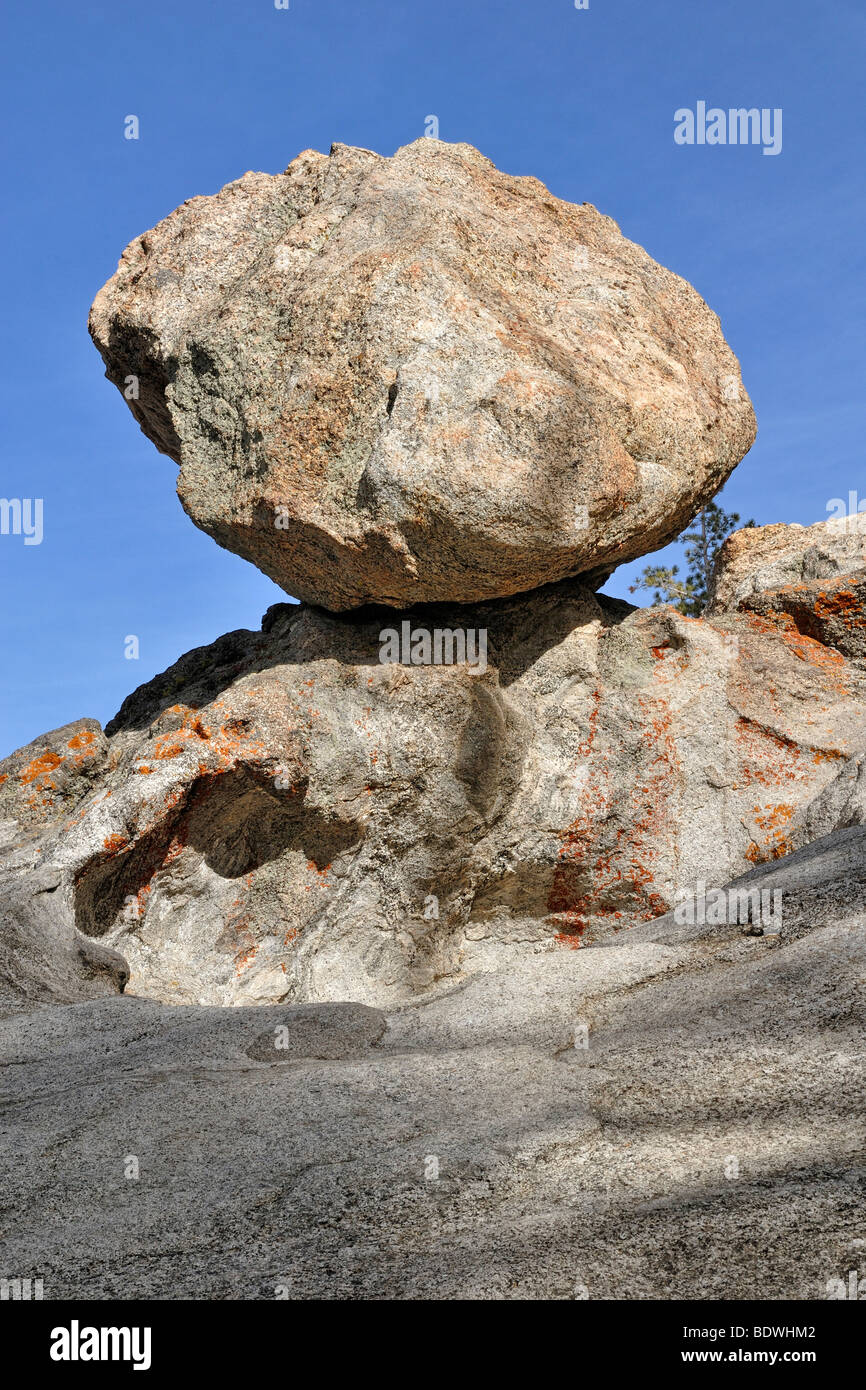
[89,139,756,609]
[789,750,866,850]
[0,862,129,1017]
[1,826,863,1299]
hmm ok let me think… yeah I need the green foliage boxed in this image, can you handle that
[629,490,755,616]
[630,563,699,613]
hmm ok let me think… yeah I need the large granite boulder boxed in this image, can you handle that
[89,139,755,610]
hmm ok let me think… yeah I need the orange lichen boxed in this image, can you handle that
[162,833,187,869]
[151,741,186,761]
[548,671,683,944]
[747,802,795,862]
[577,685,602,759]
[133,882,152,919]
[146,706,269,775]
[67,730,96,752]
[102,833,128,854]
[812,748,845,766]
[235,942,257,974]
[304,860,332,892]
[554,932,583,950]
[151,710,212,761]
[19,750,62,785]
[730,716,832,804]
[742,611,848,684]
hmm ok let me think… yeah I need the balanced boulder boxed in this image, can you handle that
[89,139,756,609]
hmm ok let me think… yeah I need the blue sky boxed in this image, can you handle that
[1,0,863,758]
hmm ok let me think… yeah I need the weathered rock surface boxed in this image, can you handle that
[0,718,107,833]
[2,825,863,1299]
[710,512,866,659]
[789,749,866,851]
[89,139,755,610]
[3,578,865,1010]
[0,861,129,1017]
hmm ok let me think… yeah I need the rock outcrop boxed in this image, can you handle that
[3,579,865,1009]
[89,139,755,609]
[2,824,863,1299]
[709,512,866,659]
[0,718,107,832]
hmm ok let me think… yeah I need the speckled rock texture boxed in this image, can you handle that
[709,512,866,660]
[2,581,865,1010]
[89,139,756,609]
[1,824,863,1299]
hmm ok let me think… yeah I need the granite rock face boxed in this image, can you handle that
[2,825,863,1299]
[709,512,866,659]
[89,139,756,609]
[0,718,107,833]
[2,582,865,1009]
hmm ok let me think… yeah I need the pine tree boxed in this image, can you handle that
[629,490,755,616]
